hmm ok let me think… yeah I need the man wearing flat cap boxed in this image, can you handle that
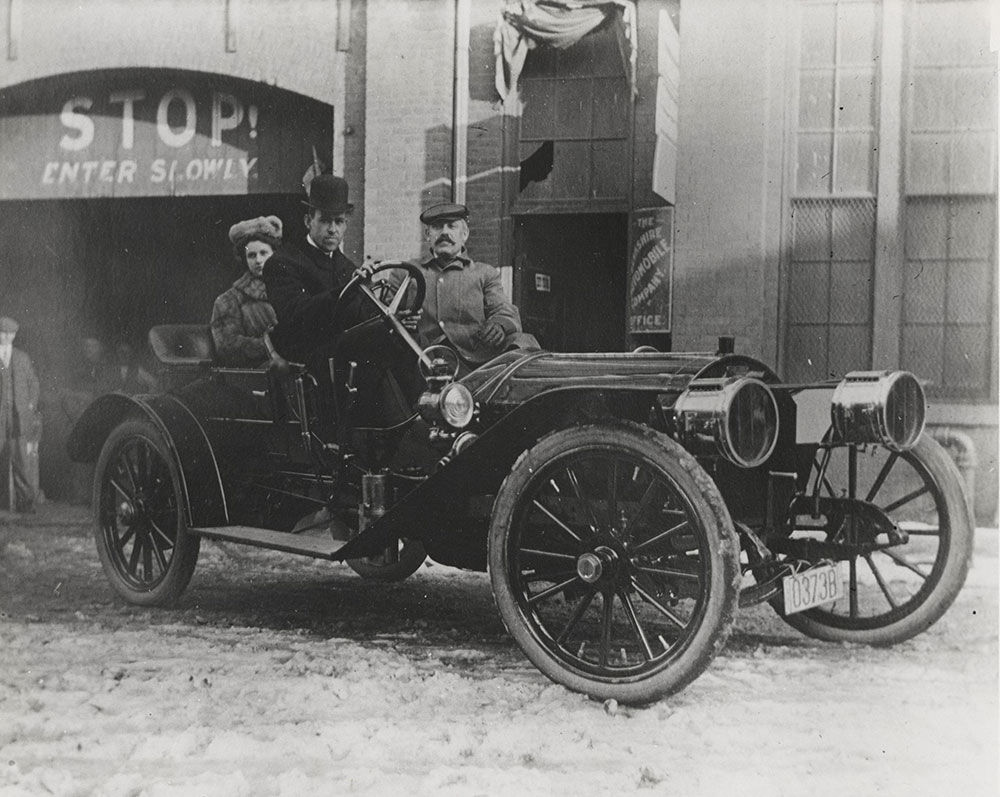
[0,316,41,513]
[396,203,530,371]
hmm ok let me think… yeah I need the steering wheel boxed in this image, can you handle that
[418,344,462,382]
[336,260,432,368]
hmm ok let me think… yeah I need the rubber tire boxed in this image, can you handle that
[93,418,200,607]
[489,422,741,705]
[347,538,427,582]
[776,436,973,645]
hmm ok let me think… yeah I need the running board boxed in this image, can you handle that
[191,525,349,560]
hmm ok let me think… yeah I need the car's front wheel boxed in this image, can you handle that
[93,418,199,606]
[489,422,741,705]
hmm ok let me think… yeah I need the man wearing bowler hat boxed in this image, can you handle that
[0,316,40,513]
[263,174,374,365]
[395,203,532,373]
[264,174,419,427]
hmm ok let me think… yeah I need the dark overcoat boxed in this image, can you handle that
[0,347,41,441]
[263,242,371,364]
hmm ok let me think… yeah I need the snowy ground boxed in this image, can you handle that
[1,505,997,796]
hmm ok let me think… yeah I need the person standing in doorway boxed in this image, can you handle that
[0,317,41,513]
[113,341,158,395]
[60,335,114,505]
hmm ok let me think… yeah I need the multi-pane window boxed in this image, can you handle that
[787,197,877,380]
[786,0,880,382]
[900,0,997,399]
[786,0,996,397]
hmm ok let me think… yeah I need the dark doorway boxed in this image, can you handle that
[513,213,627,352]
[0,193,307,353]
[0,193,304,500]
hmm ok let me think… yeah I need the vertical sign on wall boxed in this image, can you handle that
[628,206,673,334]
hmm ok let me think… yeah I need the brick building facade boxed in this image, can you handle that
[0,0,996,520]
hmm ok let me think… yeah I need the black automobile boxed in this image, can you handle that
[69,263,973,704]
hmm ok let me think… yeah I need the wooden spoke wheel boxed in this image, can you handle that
[774,436,973,644]
[93,419,199,606]
[489,423,741,705]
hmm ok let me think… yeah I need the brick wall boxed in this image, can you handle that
[1,1,344,106]
[463,3,506,268]
[363,0,454,263]
[363,0,505,267]
[342,0,368,265]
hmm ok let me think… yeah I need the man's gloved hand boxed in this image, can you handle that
[398,309,422,333]
[354,258,379,281]
[477,318,506,348]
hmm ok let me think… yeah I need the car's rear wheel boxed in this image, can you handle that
[489,422,741,705]
[772,436,973,644]
[346,538,427,582]
[93,419,199,606]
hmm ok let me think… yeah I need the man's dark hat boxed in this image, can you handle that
[302,174,353,214]
[419,203,469,225]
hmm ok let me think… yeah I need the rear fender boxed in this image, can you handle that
[67,393,228,527]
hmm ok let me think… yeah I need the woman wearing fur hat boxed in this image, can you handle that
[210,215,282,366]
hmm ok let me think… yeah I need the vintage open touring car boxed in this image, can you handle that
[69,262,974,704]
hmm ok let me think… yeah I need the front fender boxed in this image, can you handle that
[67,392,228,527]
[334,386,653,560]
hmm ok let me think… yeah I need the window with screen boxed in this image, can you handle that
[786,0,881,382]
[900,0,997,399]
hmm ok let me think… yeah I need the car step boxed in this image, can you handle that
[191,525,348,560]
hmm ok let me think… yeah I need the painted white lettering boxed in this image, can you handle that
[223,159,235,179]
[634,228,659,251]
[41,162,58,184]
[117,160,137,183]
[157,89,196,148]
[109,89,146,150]
[630,239,669,290]
[59,162,80,183]
[202,158,225,179]
[59,97,95,151]
[636,241,669,278]
[81,161,99,182]
[240,157,257,177]
[150,159,167,183]
[211,92,243,147]
[99,160,116,182]
[185,159,203,180]
[633,271,664,305]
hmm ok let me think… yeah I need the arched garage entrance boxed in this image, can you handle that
[0,69,334,500]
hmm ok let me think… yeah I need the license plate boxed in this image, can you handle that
[782,563,843,615]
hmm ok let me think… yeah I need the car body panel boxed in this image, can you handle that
[68,391,229,526]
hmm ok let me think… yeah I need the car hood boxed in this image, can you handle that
[461,350,774,405]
